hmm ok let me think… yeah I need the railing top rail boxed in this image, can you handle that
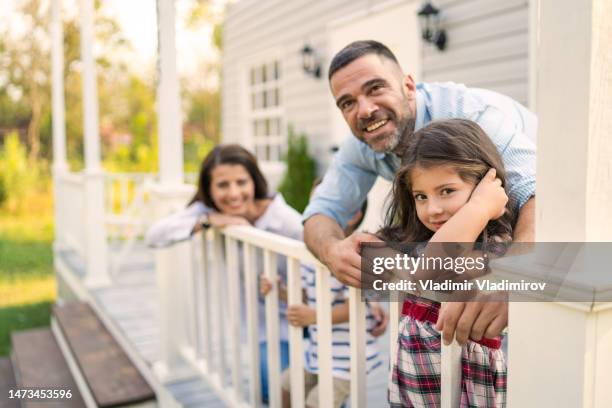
[216,225,322,267]
[57,172,85,184]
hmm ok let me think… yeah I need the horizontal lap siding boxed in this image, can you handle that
[422,0,530,105]
[222,0,531,164]
[222,0,369,165]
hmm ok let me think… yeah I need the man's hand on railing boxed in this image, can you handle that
[322,232,382,288]
[435,295,508,346]
[369,301,389,337]
[287,304,317,327]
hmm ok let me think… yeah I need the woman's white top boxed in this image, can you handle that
[145,193,303,343]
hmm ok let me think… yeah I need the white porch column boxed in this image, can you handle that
[79,0,110,288]
[156,0,183,187]
[152,0,193,381]
[51,0,67,174]
[51,0,68,251]
[508,0,612,406]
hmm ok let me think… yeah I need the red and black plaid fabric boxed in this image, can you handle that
[388,297,507,407]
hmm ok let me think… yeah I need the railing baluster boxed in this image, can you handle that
[226,235,243,402]
[349,287,366,407]
[211,230,227,382]
[389,295,400,366]
[244,243,261,406]
[440,336,462,407]
[264,250,281,408]
[120,176,129,213]
[287,258,305,408]
[197,230,212,367]
[315,265,334,406]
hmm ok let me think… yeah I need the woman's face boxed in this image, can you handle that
[209,164,256,216]
[410,164,476,232]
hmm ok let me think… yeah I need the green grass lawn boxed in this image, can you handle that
[0,207,56,356]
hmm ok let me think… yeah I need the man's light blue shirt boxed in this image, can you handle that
[303,82,537,228]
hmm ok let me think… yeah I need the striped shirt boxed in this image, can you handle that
[301,264,382,380]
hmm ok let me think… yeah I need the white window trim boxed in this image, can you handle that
[241,47,286,164]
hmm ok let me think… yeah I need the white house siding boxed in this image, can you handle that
[222,0,375,180]
[221,0,531,180]
[423,0,530,105]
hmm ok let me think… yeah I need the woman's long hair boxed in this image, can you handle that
[188,144,268,210]
[378,119,516,244]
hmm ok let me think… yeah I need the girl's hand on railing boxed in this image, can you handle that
[287,304,316,327]
[260,275,273,296]
[369,301,389,337]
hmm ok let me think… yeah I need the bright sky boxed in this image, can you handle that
[0,0,227,84]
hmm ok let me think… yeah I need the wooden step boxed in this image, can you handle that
[10,328,86,408]
[0,357,19,408]
[53,302,156,407]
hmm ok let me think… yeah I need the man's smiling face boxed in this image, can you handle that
[330,54,417,153]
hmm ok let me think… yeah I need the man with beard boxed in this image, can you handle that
[302,40,536,345]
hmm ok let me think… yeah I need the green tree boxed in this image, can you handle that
[0,0,130,167]
[277,126,316,213]
[0,132,37,211]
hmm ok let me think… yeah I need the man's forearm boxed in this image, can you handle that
[513,196,535,242]
[304,214,345,263]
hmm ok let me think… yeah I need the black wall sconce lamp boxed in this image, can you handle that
[301,43,322,79]
[417,2,447,51]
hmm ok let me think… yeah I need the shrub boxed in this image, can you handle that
[277,125,316,213]
[0,132,38,212]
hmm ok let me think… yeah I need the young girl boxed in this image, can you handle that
[380,119,515,408]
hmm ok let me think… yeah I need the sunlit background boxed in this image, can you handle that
[0,0,230,355]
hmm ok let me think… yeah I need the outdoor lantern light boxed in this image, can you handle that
[301,43,321,79]
[417,1,447,51]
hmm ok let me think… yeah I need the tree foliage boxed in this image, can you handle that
[0,0,223,176]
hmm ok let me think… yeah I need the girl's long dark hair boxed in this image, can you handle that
[378,119,516,244]
[189,144,268,210]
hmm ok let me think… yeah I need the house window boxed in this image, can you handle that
[249,61,283,162]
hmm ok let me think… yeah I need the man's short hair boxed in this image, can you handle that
[328,40,401,81]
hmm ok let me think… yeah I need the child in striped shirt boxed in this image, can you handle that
[263,199,388,407]
[379,119,515,408]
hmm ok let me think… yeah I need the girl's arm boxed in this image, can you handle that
[286,301,350,327]
[429,169,507,244]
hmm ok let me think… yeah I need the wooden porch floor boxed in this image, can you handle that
[56,241,390,407]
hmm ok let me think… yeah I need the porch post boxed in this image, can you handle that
[51,0,67,175]
[152,0,193,381]
[156,0,183,187]
[51,0,68,251]
[508,0,612,406]
[79,0,110,288]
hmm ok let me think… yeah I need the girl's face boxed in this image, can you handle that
[209,164,255,216]
[410,164,476,232]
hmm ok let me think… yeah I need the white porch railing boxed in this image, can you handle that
[154,224,464,407]
[104,172,157,239]
[103,172,196,240]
